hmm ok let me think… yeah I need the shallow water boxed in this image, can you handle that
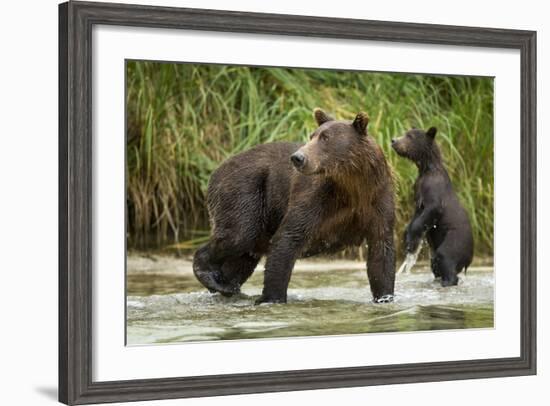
[126,256,494,345]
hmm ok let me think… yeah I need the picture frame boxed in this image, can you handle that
[59,1,537,404]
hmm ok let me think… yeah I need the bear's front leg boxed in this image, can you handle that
[255,239,300,304]
[366,229,395,303]
[255,211,317,305]
[405,206,438,253]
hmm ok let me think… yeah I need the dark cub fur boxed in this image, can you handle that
[392,127,474,286]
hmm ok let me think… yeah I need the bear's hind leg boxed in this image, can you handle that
[430,254,442,278]
[426,233,441,278]
[220,253,261,293]
[433,252,458,287]
[193,243,240,296]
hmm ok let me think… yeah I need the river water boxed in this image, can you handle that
[126,255,494,345]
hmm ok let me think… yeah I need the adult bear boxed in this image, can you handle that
[193,109,396,304]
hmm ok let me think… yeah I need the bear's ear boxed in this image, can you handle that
[313,108,334,126]
[426,127,437,139]
[352,112,369,136]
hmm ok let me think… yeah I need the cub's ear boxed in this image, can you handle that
[313,108,334,126]
[352,112,369,136]
[426,127,437,138]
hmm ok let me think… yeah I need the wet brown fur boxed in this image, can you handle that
[193,109,396,303]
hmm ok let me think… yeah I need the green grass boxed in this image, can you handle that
[126,61,494,257]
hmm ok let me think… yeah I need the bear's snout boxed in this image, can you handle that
[391,138,404,155]
[290,151,306,169]
[391,139,398,151]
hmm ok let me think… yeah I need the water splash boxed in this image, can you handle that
[396,241,423,275]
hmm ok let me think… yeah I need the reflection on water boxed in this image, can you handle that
[126,256,494,345]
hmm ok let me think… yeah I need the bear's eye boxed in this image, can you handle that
[406,133,413,139]
[319,133,329,142]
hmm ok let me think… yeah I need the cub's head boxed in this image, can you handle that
[290,108,370,175]
[391,127,438,163]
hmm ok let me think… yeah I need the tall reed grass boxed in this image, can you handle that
[126,61,494,257]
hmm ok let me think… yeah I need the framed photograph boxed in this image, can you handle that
[59,1,536,404]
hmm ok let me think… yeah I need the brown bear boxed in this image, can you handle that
[193,109,396,304]
[391,127,474,286]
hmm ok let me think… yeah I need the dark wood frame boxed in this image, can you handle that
[59,1,537,404]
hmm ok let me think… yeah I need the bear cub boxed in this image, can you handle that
[193,109,396,304]
[391,127,473,286]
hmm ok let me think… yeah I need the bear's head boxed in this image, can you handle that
[290,108,370,176]
[391,127,438,164]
